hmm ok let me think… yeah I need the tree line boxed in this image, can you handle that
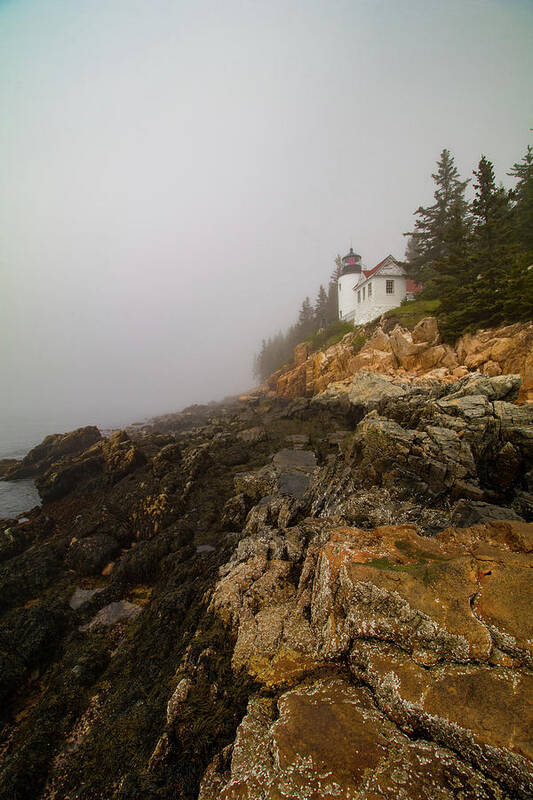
[404,145,533,339]
[253,262,344,381]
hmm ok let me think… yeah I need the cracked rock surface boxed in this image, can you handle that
[0,370,532,799]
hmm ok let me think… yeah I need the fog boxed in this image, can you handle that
[1,0,531,433]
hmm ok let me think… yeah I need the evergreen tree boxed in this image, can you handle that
[327,281,338,323]
[508,145,533,254]
[404,149,469,285]
[433,200,475,339]
[503,255,533,323]
[330,254,344,283]
[314,285,329,329]
[326,254,344,323]
[297,297,315,338]
[467,155,515,328]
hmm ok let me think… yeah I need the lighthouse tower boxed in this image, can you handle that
[337,247,361,321]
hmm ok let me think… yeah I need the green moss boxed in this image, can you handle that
[306,320,354,352]
[350,333,367,354]
[364,556,445,587]
[384,298,441,329]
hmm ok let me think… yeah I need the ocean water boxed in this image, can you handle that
[0,414,125,519]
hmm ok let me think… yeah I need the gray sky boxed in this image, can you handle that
[1,0,532,430]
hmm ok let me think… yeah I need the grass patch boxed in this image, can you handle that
[306,320,354,352]
[384,298,441,330]
[351,333,366,354]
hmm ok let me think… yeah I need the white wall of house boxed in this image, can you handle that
[353,275,407,324]
[337,256,408,327]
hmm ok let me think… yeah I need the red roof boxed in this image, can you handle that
[406,278,423,294]
[353,255,396,289]
[361,256,391,280]
[351,256,423,295]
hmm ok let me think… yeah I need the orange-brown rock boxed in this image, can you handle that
[273,318,533,402]
[199,678,509,800]
[455,321,533,402]
[207,519,533,795]
[293,341,311,366]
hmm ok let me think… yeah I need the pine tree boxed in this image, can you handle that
[467,155,515,329]
[404,149,469,285]
[433,200,475,339]
[297,297,315,338]
[314,285,329,329]
[508,145,533,254]
[503,255,533,323]
[326,281,338,323]
[330,255,344,284]
[326,254,344,322]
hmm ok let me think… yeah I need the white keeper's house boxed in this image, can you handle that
[337,248,422,325]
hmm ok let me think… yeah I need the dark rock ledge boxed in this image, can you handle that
[0,374,531,800]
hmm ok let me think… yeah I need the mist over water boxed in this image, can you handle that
[1,0,531,447]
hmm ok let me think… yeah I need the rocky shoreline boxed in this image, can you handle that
[1,321,532,799]
[266,316,533,404]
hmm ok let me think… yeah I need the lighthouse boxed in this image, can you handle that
[337,247,361,320]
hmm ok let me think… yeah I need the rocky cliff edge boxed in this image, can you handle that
[265,317,533,405]
[0,334,532,799]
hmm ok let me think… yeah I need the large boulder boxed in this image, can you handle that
[235,448,317,505]
[207,520,533,798]
[65,533,119,575]
[199,678,506,800]
[351,413,477,498]
[411,315,441,345]
[5,426,102,480]
[35,430,146,502]
[455,321,533,399]
[312,370,411,421]
[451,499,524,527]
[389,326,429,369]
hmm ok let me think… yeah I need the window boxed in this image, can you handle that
[368,283,372,297]
[362,287,365,300]
[386,279,394,294]
[357,290,361,303]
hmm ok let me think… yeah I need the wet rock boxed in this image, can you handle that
[36,453,105,502]
[36,430,146,502]
[221,493,248,530]
[284,433,309,449]
[351,413,477,499]
[451,499,525,527]
[69,587,105,610]
[4,426,102,480]
[237,427,266,443]
[65,534,119,576]
[235,449,317,504]
[0,458,19,478]
[2,341,532,800]
[445,372,521,402]
[79,600,141,632]
[312,370,410,419]
[234,467,277,501]
[152,442,182,476]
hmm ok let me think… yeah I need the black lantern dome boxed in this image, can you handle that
[341,247,362,275]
